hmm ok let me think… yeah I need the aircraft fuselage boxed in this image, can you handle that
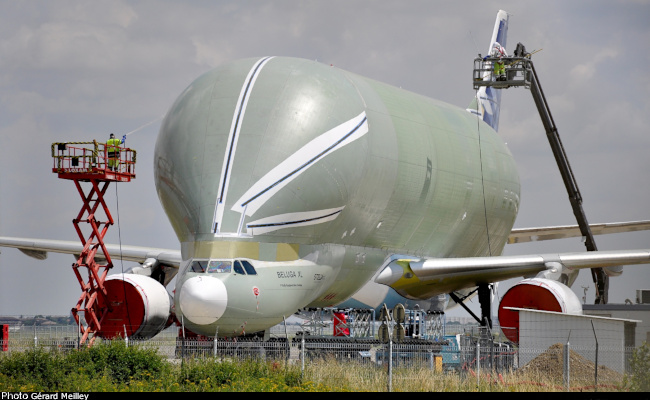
[155,56,520,336]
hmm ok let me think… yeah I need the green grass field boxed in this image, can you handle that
[0,341,647,392]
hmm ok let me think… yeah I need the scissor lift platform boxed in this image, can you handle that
[52,141,136,181]
[51,140,136,345]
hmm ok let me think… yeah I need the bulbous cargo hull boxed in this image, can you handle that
[154,56,520,336]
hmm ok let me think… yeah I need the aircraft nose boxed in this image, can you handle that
[179,276,228,325]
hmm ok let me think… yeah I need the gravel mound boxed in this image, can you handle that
[518,343,623,384]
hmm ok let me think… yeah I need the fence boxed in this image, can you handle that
[0,324,637,391]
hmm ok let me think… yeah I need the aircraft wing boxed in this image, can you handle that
[0,236,181,268]
[507,220,650,244]
[375,249,650,299]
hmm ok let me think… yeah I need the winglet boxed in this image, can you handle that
[467,9,510,131]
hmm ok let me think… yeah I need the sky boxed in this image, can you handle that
[1,0,649,320]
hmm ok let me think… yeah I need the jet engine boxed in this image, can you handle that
[497,278,582,344]
[95,274,172,339]
[603,265,623,277]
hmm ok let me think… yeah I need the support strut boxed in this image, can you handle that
[478,284,493,329]
[449,285,494,331]
[528,62,608,304]
[70,179,115,345]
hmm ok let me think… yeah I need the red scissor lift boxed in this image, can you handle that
[51,141,136,345]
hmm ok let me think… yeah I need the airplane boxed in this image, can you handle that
[1,10,649,342]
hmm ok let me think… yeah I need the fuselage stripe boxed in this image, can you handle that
[240,116,367,207]
[247,209,343,229]
[212,56,274,233]
[219,56,273,203]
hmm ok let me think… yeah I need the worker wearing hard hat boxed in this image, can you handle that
[106,133,125,171]
[490,42,508,81]
[491,42,507,58]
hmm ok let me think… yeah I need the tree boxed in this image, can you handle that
[629,342,650,392]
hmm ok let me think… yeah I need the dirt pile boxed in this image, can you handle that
[518,343,623,384]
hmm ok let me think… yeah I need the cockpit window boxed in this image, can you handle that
[240,260,257,275]
[190,260,208,273]
[207,260,231,273]
[233,262,245,275]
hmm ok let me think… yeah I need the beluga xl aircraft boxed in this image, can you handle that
[2,10,649,342]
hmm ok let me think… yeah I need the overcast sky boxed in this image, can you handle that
[1,1,649,319]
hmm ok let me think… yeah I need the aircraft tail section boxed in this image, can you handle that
[490,9,510,51]
[467,9,510,132]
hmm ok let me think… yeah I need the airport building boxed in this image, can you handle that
[582,289,650,348]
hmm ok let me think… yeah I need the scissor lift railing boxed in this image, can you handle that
[52,141,136,179]
[51,141,136,345]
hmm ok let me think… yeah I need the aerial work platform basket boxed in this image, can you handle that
[472,47,610,305]
[52,140,137,181]
[51,140,136,345]
[472,56,533,90]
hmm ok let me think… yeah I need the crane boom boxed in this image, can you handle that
[473,47,609,304]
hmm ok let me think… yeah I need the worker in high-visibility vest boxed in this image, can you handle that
[490,42,508,81]
[106,133,125,171]
[494,59,506,81]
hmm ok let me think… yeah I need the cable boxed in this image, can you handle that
[111,118,157,338]
[114,181,133,337]
[473,90,494,257]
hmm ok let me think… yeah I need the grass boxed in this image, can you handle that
[0,342,331,392]
[302,356,627,392]
[0,341,642,392]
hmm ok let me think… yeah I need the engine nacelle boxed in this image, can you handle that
[497,278,582,344]
[604,265,623,277]
[96,274,172,339]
